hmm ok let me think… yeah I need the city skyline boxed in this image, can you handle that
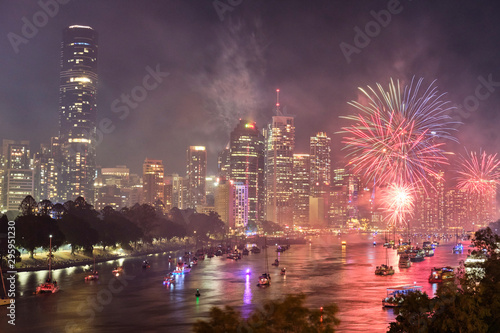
[2,1,500,176]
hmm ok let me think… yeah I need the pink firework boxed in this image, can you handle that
[457,150,500,195]
[380,183,415,228]
[340,78,456,186]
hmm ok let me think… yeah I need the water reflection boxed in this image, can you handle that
[0,233,468,333]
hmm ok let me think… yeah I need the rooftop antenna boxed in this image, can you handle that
[275,89,282,116]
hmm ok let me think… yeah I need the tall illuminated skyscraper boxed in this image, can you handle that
[58,25,98,203]
[310,132,331,197]
[229,119,265,224]
[264,90,295,225]
[186,146,207,209]
[143,159,165,206]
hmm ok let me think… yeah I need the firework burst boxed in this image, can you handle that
[457,150,500,195]
[340,77,457,186]
[380,182,416,228]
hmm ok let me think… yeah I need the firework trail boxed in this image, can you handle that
[340,77,457,187]
[457,150,500,195]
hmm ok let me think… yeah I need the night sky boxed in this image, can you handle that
[2,0,500,176]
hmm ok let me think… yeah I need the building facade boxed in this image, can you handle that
[186,146,207,209]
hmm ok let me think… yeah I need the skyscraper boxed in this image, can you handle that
[33,137,59,202]
[264,90,295,225]
[228,119,265,224]
[2,140,33,211]
[58,25,98,203]
[143,159,165,206]
[293,154,310,225]
[186,146,207,209]
[310,132,331,197]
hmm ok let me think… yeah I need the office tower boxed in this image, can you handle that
[94,165,130,210]
[2,140,34,211]
[215,179,231,226]
[228,119,265,224]
[293,154,310,225]
[33,137,60,202]
[58,25,98,203]
[412,171,446,231]
[264,90,295,225]
[166,173,186,209]
[230,181,249,230]
[310,132,331,197]
[205,175,217,207]
[143,159,165,207]
[217,145,230,180]
[186,146,207,209]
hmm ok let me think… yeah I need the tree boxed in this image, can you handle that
[19,195,37,216]
[58,213,98,255]
[38,199,54,216]
[193,294,340,333]
[16,215,64,258]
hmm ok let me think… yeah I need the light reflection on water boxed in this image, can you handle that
[0,234,468,332]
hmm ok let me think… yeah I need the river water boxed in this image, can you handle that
[0,233,469,332]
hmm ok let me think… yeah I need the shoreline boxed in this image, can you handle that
[2,243,193,273]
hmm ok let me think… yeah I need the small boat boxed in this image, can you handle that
[36,235,59,294]
[382,285,423,307]
[453,243,463,254]
[341,241,347,246]
[195,289,201,297]
[85,255,99,281]
[142,260,150,269]
[408,249,425,262]
[271,259,279,266]
[428,267,454,283]
[251,246,261,254]
[424,249,434,257]
[375,264,394,275]
[173,262,191,274]
[242,248,250,255]
[398,254,411,268]
[280,267,286,275]
[257,273,271,286]
[163,273,175,286]
[227,252,241,260]
[112,266,123,276]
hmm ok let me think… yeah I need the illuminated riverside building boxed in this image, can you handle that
[228,119,265,224]
[293,154,310,225]
[186,146,207,209]
[1,140,34,211]
[58,25,98,203]
[444,188,468,230]
[412,171,446,231]
[166,173,186,209]
[142,159,165,207]
[310,132,331,198]
[94,165,131,210]
[264,90,295,225]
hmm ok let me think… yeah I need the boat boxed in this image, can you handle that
[376,247,394,275]
[142,260,151,269]
[257,238,271,286]
[375,264,395,275]
[242,248,249,255]
[424,248,434,257]
[251,246,261,254]
[85,255,99,281]
[227,252,241,260]
[408,248,425,262]
[453,243,463,254]
[163,273,175,286]
[428,266,454,283]
[1,268,13,306]
[382,285,423,307]
[398,253,411,268]
[36,235,59,294]
[280,267,286,275]
[112,266,123,276]
[173,261,191,274]
[271,259,279,266]
[341,240,347,246]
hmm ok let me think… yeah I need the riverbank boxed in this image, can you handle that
[3,241,194,273]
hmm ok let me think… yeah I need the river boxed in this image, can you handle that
[0,233,469,332]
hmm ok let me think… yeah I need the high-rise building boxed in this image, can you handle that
[58,25,98,203]
[293,154,310,225]
[33,137,59,202]
[143,159,165,207]
[228,119,265,224]
[264,90,295,225]
[310,132,331,197]
[2,140,33,211]
[166,173,186,209]
[186,146,207,209]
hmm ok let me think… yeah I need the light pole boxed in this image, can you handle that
[49,235,53,280]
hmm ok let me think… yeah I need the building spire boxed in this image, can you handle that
[276,89,282,116]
